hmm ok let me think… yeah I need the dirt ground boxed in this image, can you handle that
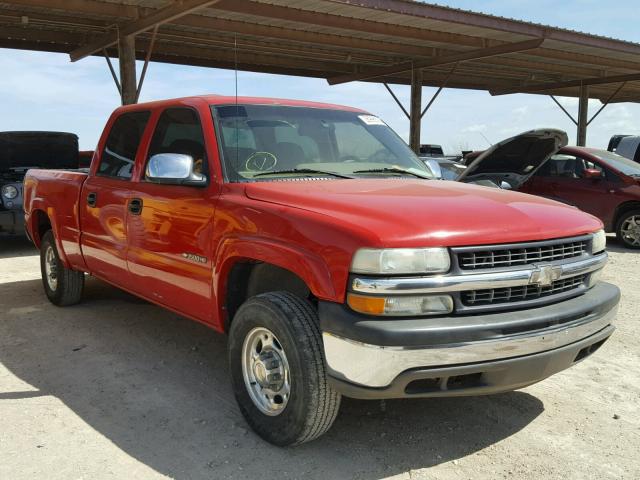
[0,235,638,480]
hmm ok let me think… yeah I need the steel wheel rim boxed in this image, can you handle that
[44,245,58,291]
[621,215,640,246]
[241,327,291,416]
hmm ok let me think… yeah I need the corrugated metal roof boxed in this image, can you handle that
[1,0,639,102]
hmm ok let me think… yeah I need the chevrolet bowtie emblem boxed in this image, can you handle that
[529,264,563,287]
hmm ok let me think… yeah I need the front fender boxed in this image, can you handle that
[213,235,338,328]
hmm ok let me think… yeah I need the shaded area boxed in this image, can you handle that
[0,277,543,479]
[0,235,35,260]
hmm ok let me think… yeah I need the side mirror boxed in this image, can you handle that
[583,168,603,180]
[146,153,207,186]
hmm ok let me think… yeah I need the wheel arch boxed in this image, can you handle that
[613,201,640,231]
[214,238,337,332]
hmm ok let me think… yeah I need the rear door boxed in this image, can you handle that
[80,110,151,288]
[125,106,218,322]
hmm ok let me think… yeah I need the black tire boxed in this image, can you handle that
[616,209,640,249]
[228,292,341,446]
[40,230,85,306]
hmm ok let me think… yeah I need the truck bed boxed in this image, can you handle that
[23,168,88,269]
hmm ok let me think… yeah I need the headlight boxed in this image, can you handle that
[591,229,606,254]
[2,185,18,200]
[347,293,454,316]
[351,247,450,274]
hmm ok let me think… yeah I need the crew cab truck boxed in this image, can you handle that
[24,96,619,446]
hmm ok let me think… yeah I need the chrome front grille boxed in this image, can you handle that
[462,274,586,306]
[458,239,588,270]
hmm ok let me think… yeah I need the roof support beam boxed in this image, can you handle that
[549,95,578,125]
[68,0,220,62]
[420,63,457,118]
[409,67,423,154]
[588,82,626,126]
[118,33,136,105]
[492,72,640,95]
[383,83,410,119]
[577,85,589,146]
[327,38,544,85]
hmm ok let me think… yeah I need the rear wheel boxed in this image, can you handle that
[616,210,640,249]
[40,230,85,306]
[228,292,341,446]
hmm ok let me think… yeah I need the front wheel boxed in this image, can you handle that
[228,292,341,446]
[616,210,640,249]
[40,230,85,306]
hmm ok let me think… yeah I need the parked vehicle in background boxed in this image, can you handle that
[458,129,568,189]
[607,134,632,153]
[613,136,640,163]
[0,131,78,235]
[419,143,444,156]
[520,146,640,248]
[421,156,466,180]
[23,96,618,446]
[78,150,94,169]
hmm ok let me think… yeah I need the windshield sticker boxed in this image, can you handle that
[358,115,386,126]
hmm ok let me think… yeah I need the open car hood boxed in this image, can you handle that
[458,129,568,189]
[0,131,79,172]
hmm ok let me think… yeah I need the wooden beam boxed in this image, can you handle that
[409,68,423,153]
[327,38,544,85]
[118,33,136,105]
[492,72,640,95]
[577,85,589,146]
[69,0,220,62]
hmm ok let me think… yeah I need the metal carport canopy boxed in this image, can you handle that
[2,0,640,149]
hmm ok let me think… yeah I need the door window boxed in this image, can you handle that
[146,107,208,177]
[98,111,150,179]
[537,154,602,179]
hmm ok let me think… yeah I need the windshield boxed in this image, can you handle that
[439,161,465,180]
[211,104,433,181]
[589,149,640,176]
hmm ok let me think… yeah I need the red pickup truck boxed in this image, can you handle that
[23,96,619,446]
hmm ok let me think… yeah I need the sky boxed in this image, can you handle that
[1,0,639,152]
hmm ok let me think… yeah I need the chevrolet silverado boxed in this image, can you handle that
[23,96,619,446]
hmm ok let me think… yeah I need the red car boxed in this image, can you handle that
[520,146,640,248]
[23,97,617,445]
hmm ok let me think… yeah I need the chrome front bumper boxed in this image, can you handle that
[321,283,619,390]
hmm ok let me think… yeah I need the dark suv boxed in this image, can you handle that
[1,131,79,234]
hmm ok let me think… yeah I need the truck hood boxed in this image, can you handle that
[244,179,601,247]
[458,129,568,189]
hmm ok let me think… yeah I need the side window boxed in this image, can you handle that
[99,111,150,179]
[537,154,579,178]
[147,107,208,177]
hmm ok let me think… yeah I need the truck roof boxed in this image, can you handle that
[116,95,367,114]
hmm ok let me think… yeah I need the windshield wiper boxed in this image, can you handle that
[254,168,354,179]
[353,167,431,179]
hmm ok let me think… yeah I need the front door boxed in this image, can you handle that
[80,110,151,289]
[126,106,217,322]
[523,153,614,222]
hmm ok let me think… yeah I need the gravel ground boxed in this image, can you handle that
[0,234,638,480]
